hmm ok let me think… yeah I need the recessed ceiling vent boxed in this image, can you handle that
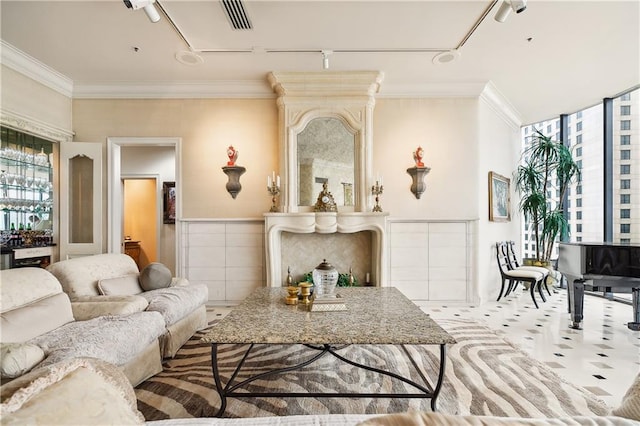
[221,0,252,30]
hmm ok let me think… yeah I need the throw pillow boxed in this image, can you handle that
[612,372,640,421]
[98,275,143,296]
[0,343,45,379]
[139,262,172,291]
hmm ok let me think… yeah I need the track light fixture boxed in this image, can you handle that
[322,50,332,70]
[494,0,527,23]
[123,0,161,23]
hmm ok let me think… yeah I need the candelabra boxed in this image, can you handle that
[267,177,280,212]
[371,180,384,212]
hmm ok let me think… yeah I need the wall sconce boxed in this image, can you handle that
[407,146,430,199]
[222,146,245,199]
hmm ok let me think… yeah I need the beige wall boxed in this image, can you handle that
[72,99,279,219]
[1,65,72,134]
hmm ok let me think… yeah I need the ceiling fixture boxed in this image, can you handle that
[494,0,527,23]
[175,51,204,66]
[322,50,332,70]
[432,49,460,65]
[123,0,161,23]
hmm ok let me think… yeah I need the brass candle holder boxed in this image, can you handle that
[285,286,299,305]
[298,283,312,305]
[372,180,384,212]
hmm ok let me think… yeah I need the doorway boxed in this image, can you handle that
[123,178,157,269]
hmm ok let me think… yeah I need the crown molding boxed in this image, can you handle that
[1,40,73,98]
[479,81,523,130]
[377,81,488,98]
[1,108,74,142]
[72,81,275,99]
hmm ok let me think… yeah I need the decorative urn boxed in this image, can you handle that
[312,259,339,299]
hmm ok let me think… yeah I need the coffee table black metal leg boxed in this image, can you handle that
[431,344,447,412]
[210,343,227,417]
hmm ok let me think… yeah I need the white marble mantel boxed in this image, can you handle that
[264,212,388,287]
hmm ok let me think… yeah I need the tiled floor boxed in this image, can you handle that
[208,287,639,409]
[424,287,639,408]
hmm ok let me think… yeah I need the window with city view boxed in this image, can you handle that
[521,87,639,261]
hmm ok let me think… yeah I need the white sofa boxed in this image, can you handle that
[0,267,165,386]
[46,253,208,358]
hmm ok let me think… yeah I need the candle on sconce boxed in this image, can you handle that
[272,171,276,185]
[276,175,280,187]
[268,175,272,187]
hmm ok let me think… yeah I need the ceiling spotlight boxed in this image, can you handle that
[123,0,161,23]
[494,0,527,23]
[432,49,460,65]
[322,50,332,70]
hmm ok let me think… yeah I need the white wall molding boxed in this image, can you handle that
[1,40,73,98]
[72,81,275,99]
[479,81,523,130]
[0,108,74,142]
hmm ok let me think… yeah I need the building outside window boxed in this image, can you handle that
[521,87,639,255]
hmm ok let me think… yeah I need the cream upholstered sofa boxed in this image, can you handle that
[1,355,639,425]
[0,267,165,386]
[46,253,208,358]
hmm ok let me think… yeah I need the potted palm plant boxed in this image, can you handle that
[515,129,581,267]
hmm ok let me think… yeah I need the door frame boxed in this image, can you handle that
[107,137,181,269]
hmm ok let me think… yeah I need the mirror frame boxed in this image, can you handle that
[268,71,384,213]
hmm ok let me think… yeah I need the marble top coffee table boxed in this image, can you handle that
[201,287,456,417]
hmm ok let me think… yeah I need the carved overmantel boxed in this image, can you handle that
[264,212,388,287]
[267,71,384,213]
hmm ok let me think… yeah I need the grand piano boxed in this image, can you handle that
[557,242,640,330]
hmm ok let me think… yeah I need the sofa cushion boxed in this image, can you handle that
[47,254,139,299]
[28,311,165,368]
[0,268,63,313]
[139,262,172,291]
[140,284,208,326]
[0,357,144,424]
[70,296,149,321]
[98,275,143,296]
[612,372,640,421]
[0,343,45,379]
[1,292,75,343]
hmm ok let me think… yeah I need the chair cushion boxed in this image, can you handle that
[98,275,143,296]
[139,263,172,291]
[0,343,45,379]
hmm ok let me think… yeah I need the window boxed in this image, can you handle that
[576,236,582,242]
[576,224,582,233]
[621,150,631,160]
[621,164,631,174]
[621,105,631,115]
[621,135,630,145]
[621,93,631,101]
[546,124,552,133]
[621,179,631,189]
[576,122,583,131]
[576,159,582,169]
[576,211,582,220]
[621,209,631,219]
[621,194,631,204]
[576,198,582,208]
[620,224,631,233]
[620,238,631,244]
[576,134,582,144]
[576,185,582,195]
[576,147,582,157]
[576,111,582,119]
[621,120,631,130]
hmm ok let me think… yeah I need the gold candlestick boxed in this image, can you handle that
[267,181,280,212]
[372,180,384,212]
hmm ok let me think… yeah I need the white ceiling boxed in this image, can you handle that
[1,0,638,124]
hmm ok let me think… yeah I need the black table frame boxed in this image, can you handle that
[210,342,447,417]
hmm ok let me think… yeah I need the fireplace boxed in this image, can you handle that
[264,212,388,287]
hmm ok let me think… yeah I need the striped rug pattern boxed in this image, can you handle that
[135,319,610,420]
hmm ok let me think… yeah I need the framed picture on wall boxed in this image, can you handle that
[163,181,176,224]
[488,171,511,222]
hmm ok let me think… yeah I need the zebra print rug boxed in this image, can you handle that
[135,318,610,420]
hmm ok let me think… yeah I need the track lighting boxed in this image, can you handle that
[322,50,332,70]
[123,0,161,23]
[494,0,527,23]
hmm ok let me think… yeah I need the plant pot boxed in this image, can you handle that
[523,258,557,289]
